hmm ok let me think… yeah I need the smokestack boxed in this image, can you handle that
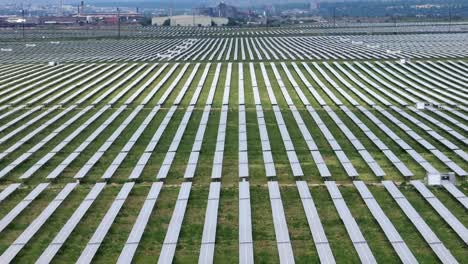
[80,1,84,15]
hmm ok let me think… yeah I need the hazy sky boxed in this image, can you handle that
[2,0,339,4]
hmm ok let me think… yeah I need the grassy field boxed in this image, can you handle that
[0,183,466,263]
[0,59,466,263]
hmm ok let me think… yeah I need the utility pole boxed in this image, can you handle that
[117,7,121,39]
[21,9,25,40]
[448,5,452,33]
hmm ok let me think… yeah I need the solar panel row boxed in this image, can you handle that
[0,183,49,233]
[0,182,78,263]
[296,181,335,264]
[411,180,468,244]
[268,181,295,264]
[199,182,221,263]
[77,182,134,264]
[249,63,276,177]
[158,182,192,264]
[353,181,417,264]
[325,181,377,264]
[117,182,163,264]
[37,182,106,264]
[239,180,254,264]
[382,181,459,264]
[441,181,468,209]
[157,63,207,179]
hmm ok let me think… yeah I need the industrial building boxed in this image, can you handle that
[152,15,228,27]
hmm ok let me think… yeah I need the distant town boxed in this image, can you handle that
[0,0,466,29]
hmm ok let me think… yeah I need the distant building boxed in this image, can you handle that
[39,16,82,25]
[0,16,39,27]
[76,13,143,25]
[196,2,245,19]
[152,15,228,27]
[310,1,319,11]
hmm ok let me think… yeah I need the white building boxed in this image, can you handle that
[152,15,228,27]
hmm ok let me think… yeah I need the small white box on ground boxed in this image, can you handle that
[400,58,411,64]
[427,173,441,186]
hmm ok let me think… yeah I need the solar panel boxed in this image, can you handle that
[358,150,374,163]
[411,180,468,244]
[249,64,262,105]
[188,82,224,177]
[286,151,303,177]
[117,182,163,264]
[296,181,335,264]
[283,140,295,151]
[0,104,107,178]
[335,151,359,177]
[158,182,192,264]
[354,181,417,264]
[213,151,224,166]
[239,181,253,264]
[239,130,247,142]
[348,138,365,150]
[45,183,106,245]
[199,182,221,263]
[441,181,468,209]
[357,106,444,176]
[184,151,198,166]
[356,151,385,177]
[0,183,78,263]
[239,138,248,152]
[239,180,250,200]
[212,164,222,179]
[261,158,275,175]
[367,162,386,177]
[77,182,134,264]
[0,183,49,233]
[382,181,458,263]
[260,140,271,151]
[259,125,269,140]
[192,140,203,152]
[262,151,274,164]
[268,181,294,262]
[0,183,20,203]
[256,106,264,117]
[239,243,254,264]
[325,181,376,263]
